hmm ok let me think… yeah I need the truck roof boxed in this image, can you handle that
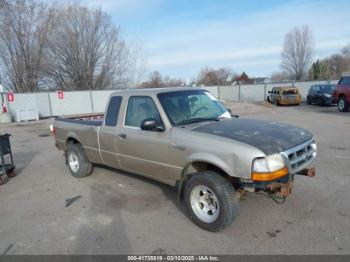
[110,87,205,97]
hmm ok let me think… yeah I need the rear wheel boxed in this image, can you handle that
[7,170,16,178]
[338,97,349,112]
[184,171,239,231]
[66,142,93,178]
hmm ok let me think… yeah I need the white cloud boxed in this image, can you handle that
[141,0,350,78]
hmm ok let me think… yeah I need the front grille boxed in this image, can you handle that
[281,139,316,173]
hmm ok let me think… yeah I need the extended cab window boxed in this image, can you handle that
[105,96,122,126]
[125,96,161,128]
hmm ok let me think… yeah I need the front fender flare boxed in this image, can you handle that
[176,152,235,200]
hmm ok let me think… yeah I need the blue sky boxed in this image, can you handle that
[83,0,350,80]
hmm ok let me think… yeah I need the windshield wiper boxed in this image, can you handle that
[177,117,219,126]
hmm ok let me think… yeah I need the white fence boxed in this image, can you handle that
[2,80,338,120]
[217,80,338,102]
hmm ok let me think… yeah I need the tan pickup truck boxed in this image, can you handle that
[54,87,316,231]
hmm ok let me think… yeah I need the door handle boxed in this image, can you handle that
[118,133,127,139]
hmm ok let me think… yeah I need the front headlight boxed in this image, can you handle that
[324,93,332,98]
[252,153,286,173]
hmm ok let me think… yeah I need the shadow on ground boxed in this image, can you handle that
[12,151,37,175]
[72,166,187,254]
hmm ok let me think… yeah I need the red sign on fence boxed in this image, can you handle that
[7,92,14,102]
[2,102,7,113]
[58,90,64,99]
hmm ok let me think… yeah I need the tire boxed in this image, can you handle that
[267,96,271,103]
[184,171,239,231]
[66,142,93,178]
[338,97,349,112]
[306,96,311,105]
[7,170,16,178]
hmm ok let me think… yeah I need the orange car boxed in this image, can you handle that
[267,87,301,106]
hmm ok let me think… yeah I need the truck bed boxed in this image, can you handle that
[54,114,104,164]
[55,114,104,126]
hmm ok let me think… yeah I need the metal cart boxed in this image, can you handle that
[0,134,15,185]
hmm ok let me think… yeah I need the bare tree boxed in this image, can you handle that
[125,39,147,87]
[323,54,350,79]
[216,67,234,85]
[197,67,234,86]
[281,25,314,80]
[139,71,162,88]
[138,71,183,88]
[270,71,290,82]
[0,0,55,92]
[45,4,130,90]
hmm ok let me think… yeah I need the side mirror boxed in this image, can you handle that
[268,91,271,93]
[226,108,238,118]
[141,118,165,132]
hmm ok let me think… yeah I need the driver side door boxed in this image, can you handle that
[116,95,177,185]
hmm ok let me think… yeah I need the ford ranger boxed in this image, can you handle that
[53,88,316,231]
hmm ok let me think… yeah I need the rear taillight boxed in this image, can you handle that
[50,125,55,136]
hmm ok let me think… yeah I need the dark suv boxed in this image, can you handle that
[307,84,335,106]
[333,76,350,112]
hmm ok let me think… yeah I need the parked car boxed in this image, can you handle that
[306,84,335,106]
[333,76,350,112]
[267,87,301,106]
[53,88,316,231]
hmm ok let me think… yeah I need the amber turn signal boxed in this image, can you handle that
[251,166,289,181]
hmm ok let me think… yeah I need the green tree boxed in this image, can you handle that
[310,60,330,80]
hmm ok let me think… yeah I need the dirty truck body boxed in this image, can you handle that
[54,87,316,231]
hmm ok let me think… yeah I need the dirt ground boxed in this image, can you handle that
[0,102,349,255]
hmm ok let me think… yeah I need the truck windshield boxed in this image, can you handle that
[158,90,230,126]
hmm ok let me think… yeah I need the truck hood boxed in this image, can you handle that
[192,118,313,155]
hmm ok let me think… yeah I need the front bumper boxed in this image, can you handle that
[323,97,335,105]
[241,166,316,197]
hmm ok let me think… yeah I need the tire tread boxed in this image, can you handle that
[66,143,93,178]
[184,171,239,231]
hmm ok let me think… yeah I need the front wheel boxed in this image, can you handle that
[338,97,349,112]
[66,143,93,178]
[184,171,239,231]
